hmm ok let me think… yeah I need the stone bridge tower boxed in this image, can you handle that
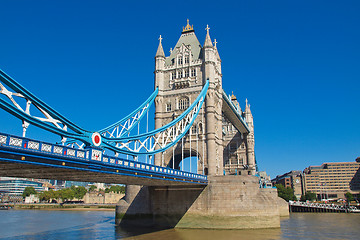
[154,20,256,176]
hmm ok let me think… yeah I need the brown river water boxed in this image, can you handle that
[0,210,359,239]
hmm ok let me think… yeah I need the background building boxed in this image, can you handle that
[0,177,46,195]
[272,170,304,200]
[303,158,360,200]
[273,157,360,201]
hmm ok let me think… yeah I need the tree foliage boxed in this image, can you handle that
[345,192,354,202]
[59,188,75,201]
[275,184,297,202]
[38,186,87,202]
[88,185,97,192]
[300,191,317,202]
[105,185,125,194]
[22,186,37,198]
[71,186,87,199]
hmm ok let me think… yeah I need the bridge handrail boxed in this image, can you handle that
[289,200,359,212]
[0,132,208,183]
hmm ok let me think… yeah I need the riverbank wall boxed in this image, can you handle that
[116,175,288,229]
[12,204,116,210]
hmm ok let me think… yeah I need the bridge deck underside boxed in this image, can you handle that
[222,98,249,134]
[0,151,206,186]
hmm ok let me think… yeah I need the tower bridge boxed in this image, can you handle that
[0,20,287,230]
[153,21,256,177]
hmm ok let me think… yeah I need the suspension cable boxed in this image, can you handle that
[182,137,184,171]
[202,107,205,175]
[172,145,175,169]
[162,151,164,167]
[146,107,149,164]
[190,128,192,172]
[196,124,199,174]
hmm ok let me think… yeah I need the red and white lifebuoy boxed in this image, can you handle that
[91,132,102,147]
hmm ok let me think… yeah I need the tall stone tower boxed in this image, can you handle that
[154,20,256,176]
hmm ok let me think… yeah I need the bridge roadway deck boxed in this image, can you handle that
[0,133,207,186]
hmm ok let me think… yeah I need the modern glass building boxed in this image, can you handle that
[0,177,45,195]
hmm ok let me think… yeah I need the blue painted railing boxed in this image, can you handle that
[0,132,207,184]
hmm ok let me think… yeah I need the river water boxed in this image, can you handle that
[0,210,359,240]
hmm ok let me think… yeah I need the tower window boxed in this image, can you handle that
[178,57,183,65]
[191,68,196,77]
[198,122,203,134]
[185,70,189,78]
[185,55,189,64]
[192,125,197,134]
[179,97,189,110]
[178,70,183,79]
[166,103,172,112]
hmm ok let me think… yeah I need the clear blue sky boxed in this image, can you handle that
[0,1,359,178]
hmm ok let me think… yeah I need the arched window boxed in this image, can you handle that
[198,122,203,134]
[166,103,172,112]
[178,70,183,79]
[185,69,189,78]
[192,125,197,134]
[179,97,189,110]
[178,56,183,65]
[185,55,189,64]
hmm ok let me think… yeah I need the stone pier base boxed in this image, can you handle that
[116,175,288,229]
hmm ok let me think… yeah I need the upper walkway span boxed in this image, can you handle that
[222,90,250,134]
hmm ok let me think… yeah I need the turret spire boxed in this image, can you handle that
[182,19,194,33]
[204,24,213,47]
[155,35,165,57]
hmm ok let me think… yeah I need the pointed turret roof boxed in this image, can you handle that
[156,35,165,57]
[203,25,213,48]
[165,20,202,65]
[245,98,253,117]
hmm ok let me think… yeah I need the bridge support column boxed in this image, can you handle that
[115,185,145,225]
[116,176,288,229]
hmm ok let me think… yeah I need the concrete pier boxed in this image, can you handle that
[116,175,288,229]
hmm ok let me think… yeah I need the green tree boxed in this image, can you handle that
[108,185,125,194]
[275,184,297,202]
[345,192,354,202]
[22,186,37,198]
[59,188,75,202]
[88,185,97,192]
[39,190,53,202]
[73,186,87,199]
[300,191,317,202]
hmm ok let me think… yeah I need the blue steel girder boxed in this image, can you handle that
[65,87,158,149]
[0,68,208,157]
[102,80,209,155]
[0,69,91,144]
[0,132,207,185]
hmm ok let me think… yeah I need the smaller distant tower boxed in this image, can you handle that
[244,99,256,175]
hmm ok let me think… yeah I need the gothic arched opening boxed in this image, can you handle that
[166,149,202,174]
